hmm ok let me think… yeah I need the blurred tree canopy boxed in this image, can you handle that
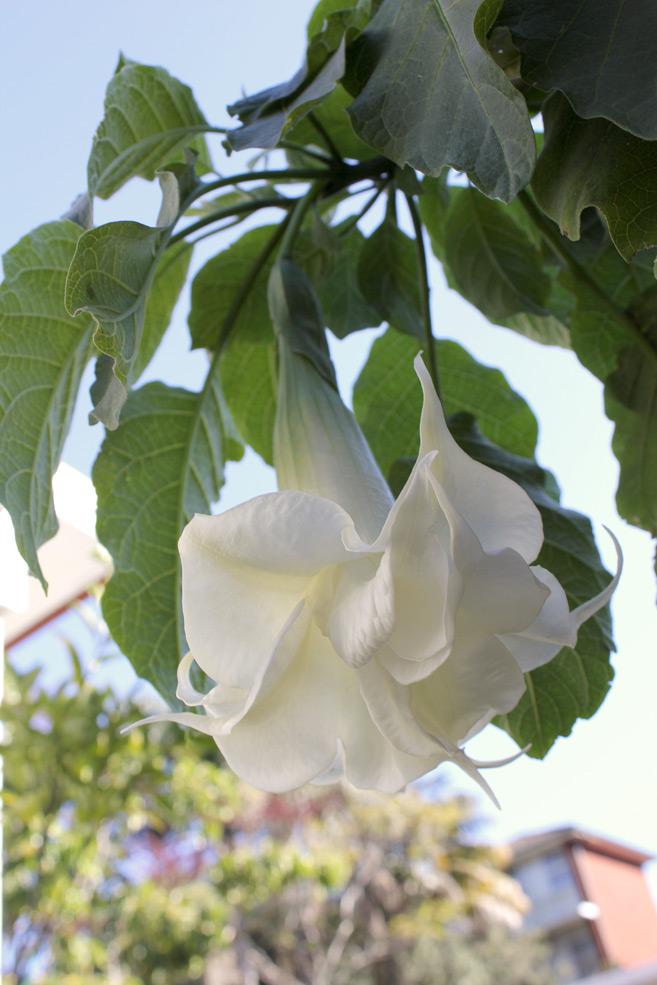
[2,648,554,985]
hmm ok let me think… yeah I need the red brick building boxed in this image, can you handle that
[511,828,657,983]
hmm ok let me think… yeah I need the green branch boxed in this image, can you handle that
[405,193,441,400]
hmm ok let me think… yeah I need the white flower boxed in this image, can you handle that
[133,347,621,799]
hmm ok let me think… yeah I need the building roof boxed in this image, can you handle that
[511,827,654,868]
[1,463,111,645]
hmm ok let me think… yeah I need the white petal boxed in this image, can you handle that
[275,344,393,541]
[179,495,351,688]
[217,623,349,792]
[181,491,353,576]
[324,554,394,668]
[358,660,443,758]
[340,455,460,670]
[500,566,576,672]
[461,549,549,635]
[501,530,623,673]
[411,632,526,746]
[414,354,543,564]
[572,527,623,628]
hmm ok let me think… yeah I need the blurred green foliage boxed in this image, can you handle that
[2,650,554,985]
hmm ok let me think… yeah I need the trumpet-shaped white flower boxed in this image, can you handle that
[133,346,621,799]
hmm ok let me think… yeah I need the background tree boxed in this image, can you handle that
[2,649,553,985]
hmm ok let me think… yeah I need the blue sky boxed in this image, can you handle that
[2,0,656,870]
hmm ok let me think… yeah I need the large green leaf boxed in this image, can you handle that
[533,95,657,262]
[353,328,538,475]
[357,214,423,340]
[0,221,92,585]
[347,0,535,200]
[444,188,549,323]
[93,375,243,704]
[315,223,381,337]
[501,0,657,140]
[134,241,193,381]
[563,251,657,538]
[88,57,211,199]
[448,418,615,758]
[606,348,657,536]
[66,169,192,428]
[189,226,278,350]
[220,341,277,465]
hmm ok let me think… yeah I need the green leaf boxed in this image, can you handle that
[357,214,423,340]
[533,95,657,262]
[501,0,657,140]
[314,223,381,337]
[134,241,193,381]
[225,38,346,152]
[189,226,278,350]
[220,341,277,464]
[448,417,615,758]
[353,328,537,475]
[286,85,378,161]
[606,325,657,535]
[0,221,92,585]
[347,0,535,201]
[66,168,191,428]
[88,58,212,199]
[307,0,371,41]
[268,259,337,387]
[444,188,550,323]
[93,374,243,704]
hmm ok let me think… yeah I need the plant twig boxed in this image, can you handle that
[405,193,442,400]
[307,110,343,164]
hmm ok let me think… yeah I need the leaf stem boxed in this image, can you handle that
[307,111,343,164]
[278,141,334,165]
[405,193,441,400]
[337,181,389,236]
[169,196,292,245]
[279,183,324,260]
[518,190,657,371]
[192,166,332,202]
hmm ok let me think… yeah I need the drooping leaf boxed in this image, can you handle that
[220,340,277,464]
[353,328,538,476]
[93,375,243,704]
[134,241,193,381]
[66,167,193,427]
[268,259,337,387]
[448,417,615,758]
[225,33,347,152]
[0,221,93,585]
[188,226,279,350]
[501,0,657,140]
[88,57,212,199]
[605,312,657,535]
[562,249,657,539]
[347,0,535,200]
[533,95,657,262]
[358,213,423,340]
[444,187,550,323]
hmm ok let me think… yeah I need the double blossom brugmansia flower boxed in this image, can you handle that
[134,339,621,801]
